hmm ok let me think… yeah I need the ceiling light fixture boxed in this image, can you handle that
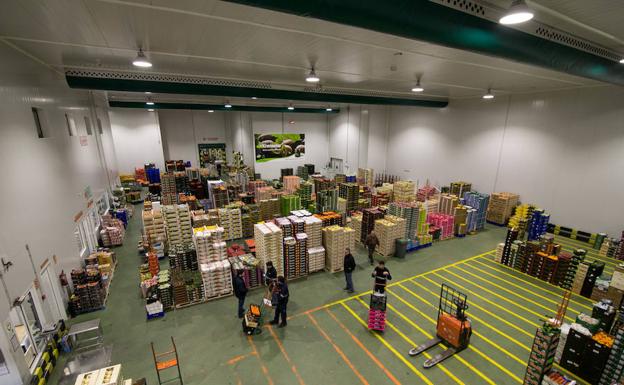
[305,68,320,83]
[208,110,214,113]
[287,103,295,110]
[145,91,151,94]
[499,0,534,25]
[483,88,495,99]
[132,49,152,68]
[620,58,624,64]
[224,101,232,108]
[326,107,333,112]
[146,101,154,105]
[251,96,258,100]
[148,109,154,112]
[411,78,424,93]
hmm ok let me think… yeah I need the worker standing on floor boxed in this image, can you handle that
[233,269,248,319]
[365,230,380,265]
[343,247,356,293]
[264,261,277,287]
[371,260,392,293]
[270,276,289,328]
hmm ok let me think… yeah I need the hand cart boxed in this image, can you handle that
[151,336,183,385]
[242,286,275,335]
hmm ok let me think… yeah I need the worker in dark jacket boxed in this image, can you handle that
[343,248,356,293]
[371,260,392,293]
[233,269,248,319]
[264,261,277,287]
[269,276,289,328]
[365,231,380,265]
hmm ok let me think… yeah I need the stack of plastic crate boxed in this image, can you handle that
[218,206,242,241]
[393,180,415,203]
[368,293,387,331]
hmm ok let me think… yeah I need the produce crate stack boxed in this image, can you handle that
[142,209,166,245]
[174,172,190,194]
[427,213,454,240]
[502,227,520,266]
[189,179,206,199]
[394,180,415,203]
[280,194,301,216]
[283,237,297,280]
[296,165,309,180]
[337,198,347,213]
[371,192,391,207]
[360,208,384,243]
[308,246,325,273]
[344,227,356,252]
[218,206,243,240]
[229,254,263,290]
[509,204,536,234]
[599,238,620,258]
[571,262,590,294]
[368,293,387,331]
[527,209,550,241]
[276,217,293,238]
[283,175,301,194]
[350,213,363,242]
[522,323,560,385]
[439,194,460,215]
[450,181,472,197]
[241,204,260,238]
[322,225,347,272]
[248,180,267,199]
[374,218,404,257]
[297,181,314,211]
[357,168,374,187]
[581,261,605,298]
[416,207,432,245]
[161,173,177,205]
[254,222,284,276]
[335,174,346,185]
[314,211,343,227]
[599,324,624,385]
[168,243,198,271]
[463,191,489,231]
[338,183,359,213]
[316,188,338,212]
[200,259,233,299]
[295,233,308,278]
[495,242,505,263]
[280,168,293,182]
[452,205,468,236]
[556,251,576,290]
[210,184,229,209]
[512,240,526,271]
[486,192,519,225]
[259,198,280,221]
[227,183,243,203]
[288,215,305,234]
[163,204,193,247]
[303,216,322,248]
[417,183,437,202]
[158,282,173,310]
[193,226,226,264]
[312,177,335,194]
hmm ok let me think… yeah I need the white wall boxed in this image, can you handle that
[109,109,165,174]
[0,42,117,384]
[386,86,624,235]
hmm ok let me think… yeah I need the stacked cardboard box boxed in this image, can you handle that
[523,325,560,385]
[283,175,301,194]
[388,202,420,240]
[303,216,323,248]
[241,204,260,238]
[142,209,166,245]
[297,181,314,211]
[193,226,226,264]
[316,188,338,212]
[161,173,177,205]
[218,206,242,240]
[163,204,193,247]
[294,233,308,278]
[394,180,415,203]
[439,194,460,215]
[314,211,343,227]
[417,184,437,202]
[258,198,280,221]
[374,218,403,257]
[350,212,363,242]
[427,213,454,240]
[486,192,519,225]
[248,180,267,197]
[308,246,326,273]
[463,191,489,231]
[357,168,374,187]
[200,259,233,298]
[361,208,384,243]
[339,183,359,213]
[449,181,471,197]
[323,225,349,272]
[256,186,276,201]
[280,194,301,216]
[495,242,505,263]
[254,222,284,276]
[386,215,406,241]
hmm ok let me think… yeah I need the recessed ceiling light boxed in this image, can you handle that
[499,0,534,25]
[224,101,232,108]
[251,96,258,100]
[326,107,333,112]
[208,110,214,113]
[148,109,154,112]
[145,91,151,94]
[411,79,424,92]
[483,88,495,99]
[146,101,154,105]
[305,68,320,83]
[132,49,152,68]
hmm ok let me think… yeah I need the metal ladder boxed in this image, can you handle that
[151,337,183,385]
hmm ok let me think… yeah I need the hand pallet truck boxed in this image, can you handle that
[242,285,275,335]
[151,337,183,385]
[408,283,472,368]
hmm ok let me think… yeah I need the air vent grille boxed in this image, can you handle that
[535,27,620,61]
[303,86,421,99]
[431,0,486,16]
[65,69,273,89]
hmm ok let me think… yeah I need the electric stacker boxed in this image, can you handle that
[409,284,472,368]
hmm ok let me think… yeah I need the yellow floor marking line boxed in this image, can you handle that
[340,302,434,385]
[353,298,468,385]
[322,250,495,308]
[372,294,522,384]
[387,289,527,366]
[472,258,593,311]
[429,273,540,328]
[452,265,575,323]
[440,269,558,322]
[405,280,534,345]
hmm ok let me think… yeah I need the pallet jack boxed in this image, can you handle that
[408,284,472,368]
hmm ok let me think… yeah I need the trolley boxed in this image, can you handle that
[151,336,183,385]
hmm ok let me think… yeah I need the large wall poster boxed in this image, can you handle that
[198,143,226,167]
[254,133,305,163]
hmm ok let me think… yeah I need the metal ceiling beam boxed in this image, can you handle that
[66,75,448,108]
[109,101,340,113]
[223,0,624,86]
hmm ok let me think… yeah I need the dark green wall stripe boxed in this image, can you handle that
[109,101,340,113]
[66,76,448,108]
[223,0,624,86]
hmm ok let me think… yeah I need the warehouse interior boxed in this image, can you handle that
[0,1,623,385]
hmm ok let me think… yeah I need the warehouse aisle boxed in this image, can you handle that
[49,205,588,385]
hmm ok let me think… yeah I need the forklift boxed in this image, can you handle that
[408,283,472,368]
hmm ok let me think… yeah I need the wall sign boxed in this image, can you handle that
[255,133,305,163]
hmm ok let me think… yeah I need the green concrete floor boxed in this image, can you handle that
[49,208,597,385]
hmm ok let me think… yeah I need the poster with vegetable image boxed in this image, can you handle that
[254,133,305,162]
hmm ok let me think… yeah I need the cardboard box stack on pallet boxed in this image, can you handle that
[254,222,284,276]
[374,219,397,256]
[361,208,384,242]
[193,226,226,264]
[200,259,232,299]
[486,192,519,225]
[218,206,242,241]
[393,180,415,203]
[283,175,300,194]
[316,188,338,212]
[163,204,193,247]
[142,209,166,245]
[463,191,489,232]
[304,216,323,248]
[259,198,280,221]
[308,246,325,273]
[349,212,363,242]
[449,181,472,197]
[322,226,355,272]
[338,183,359,213]
[357,168,374,187]
[161,173,177,205]
[280,194,301,216]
